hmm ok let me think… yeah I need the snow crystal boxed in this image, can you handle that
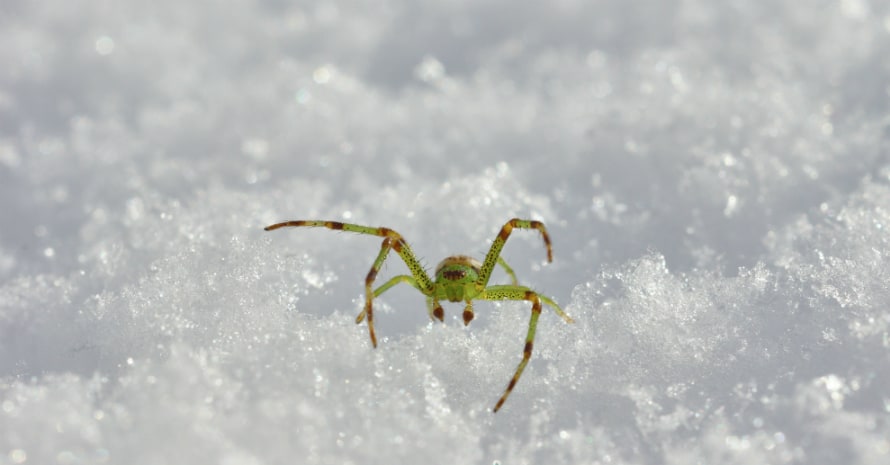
[2,0,889,464]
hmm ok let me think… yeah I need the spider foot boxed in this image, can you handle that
[355,305,378,347]
[368,327,378,348]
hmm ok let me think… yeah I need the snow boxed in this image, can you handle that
[2,0,890,464]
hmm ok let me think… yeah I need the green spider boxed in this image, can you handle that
[264,218,574,412]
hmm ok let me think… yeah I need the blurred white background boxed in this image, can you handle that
[1,0,889,463]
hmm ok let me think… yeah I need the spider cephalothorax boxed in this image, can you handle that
[264,218,574,412]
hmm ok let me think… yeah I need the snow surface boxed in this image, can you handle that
[2,0,890,463]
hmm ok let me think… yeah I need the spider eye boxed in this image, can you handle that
[442,269,466,280]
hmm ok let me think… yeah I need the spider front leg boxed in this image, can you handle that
[477,285,546,412]
[349,237,395,348]
[355,237,436,347]
[264,220,436,347]
[478,218,552,288]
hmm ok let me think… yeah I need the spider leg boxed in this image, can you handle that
[264,220,436,346]
[356,273,422,323]
[491,242,553,319]
[496,256,519,286]
[371,274,423,299]
[355,237,395,347]
[477,219,552,288]
[362,274,430,320]
[355,270,422,323]
[476,285,548,412]
[537,293,575,324]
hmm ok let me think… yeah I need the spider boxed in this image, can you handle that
[263,218,574,412]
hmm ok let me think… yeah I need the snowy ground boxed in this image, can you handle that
[2,0,890,464]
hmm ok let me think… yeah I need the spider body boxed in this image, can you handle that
[434,255,482,301]
[264,218,574,412]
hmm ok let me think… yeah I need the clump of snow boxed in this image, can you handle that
[3,0,890,464]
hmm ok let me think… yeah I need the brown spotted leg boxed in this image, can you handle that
[477,219,552,289]
[478,285,544,412]
[353,237,395,347]
[264,220,436,347]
